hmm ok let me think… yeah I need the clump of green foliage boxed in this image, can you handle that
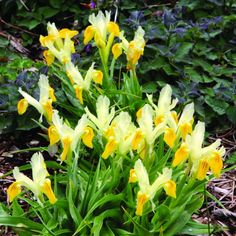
[0,10,228,236]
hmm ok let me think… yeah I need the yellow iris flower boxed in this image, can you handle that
[7,153,57,205]
[101,112,136,159]
[147,84,179,148]
[84,11,120,48]
[48,110,94,161]
[17,75,56,122]
[112,26,145,69]
[173,121,225,180]
[132,104,165,158]
[40,22,78,64]
[130,159,176,216]
[85,95,115,136]
[65,62,103,104]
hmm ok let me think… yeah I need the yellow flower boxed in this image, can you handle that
[133,104,165,158]
[18,75,56,122]
[178,103,194,140]
[65,62,102,103]
[130,159,176,216]
[102,112,136,159]
[84,11,120,48]
[116,27,145,69]
[50,110,92,161]
[40,22,78,64]
[7,153,57,205]
[85,95,115,136]
[147,84,178,128]
[174,121,225,180]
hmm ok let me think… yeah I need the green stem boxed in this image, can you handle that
[99,48,110,88]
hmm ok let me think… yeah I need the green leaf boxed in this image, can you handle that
[12,200,24,216]
[225,151,236,164]
[0,216,43,232]
[91,209,120,236]
[205,96,229,115]
[39,6,59,19]
[192,59,213,73]
[142,82,158,93]
[18,19,41,30]
[179,220,214,235]
[174,43,193,61]
[226,106,236,124]
[184,67,203,82]
[49,0,63,8]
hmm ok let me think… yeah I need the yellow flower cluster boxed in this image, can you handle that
[84,85,225,185]
[39,22,103,104]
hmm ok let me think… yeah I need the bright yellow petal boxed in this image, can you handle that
[58,28,78,38]
[84,25,95,45]
[164,127,176,148]
[209,151,223,178]
[171,111,179,124]
[17,98,28,115]
[74,85,83,104]
[7,181,21,203]
[128,169,137,183]
[82,127,94,148]
[42,100,53,122]
[172,143,189,167]
[179,122,192,140]
[101,138,117,159]
[40,35,55,47]
[48,125,60,146]
[136,108,142,119]
[196,160,209,180]
[93,70,103,85]
[104,125,115,139]
[43,50,55,66]
[164,180,176,198]
[112,43,122,60]
[42,179,57,204]
[107,22,120,36]
[132,129,143,150]
[39,35,46,47]
[49,87,57,102]
[66,70,75,84]
[136,192,149,216]
[60,137,72,161]
[154,114,164,126]
[94,33,106,48]
[139,143,147,159]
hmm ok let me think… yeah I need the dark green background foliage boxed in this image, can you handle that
[0,0,235,133]
[117,0,236,131]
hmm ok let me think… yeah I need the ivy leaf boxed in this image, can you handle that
[205,96,229,115]
[174,43,193,61]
